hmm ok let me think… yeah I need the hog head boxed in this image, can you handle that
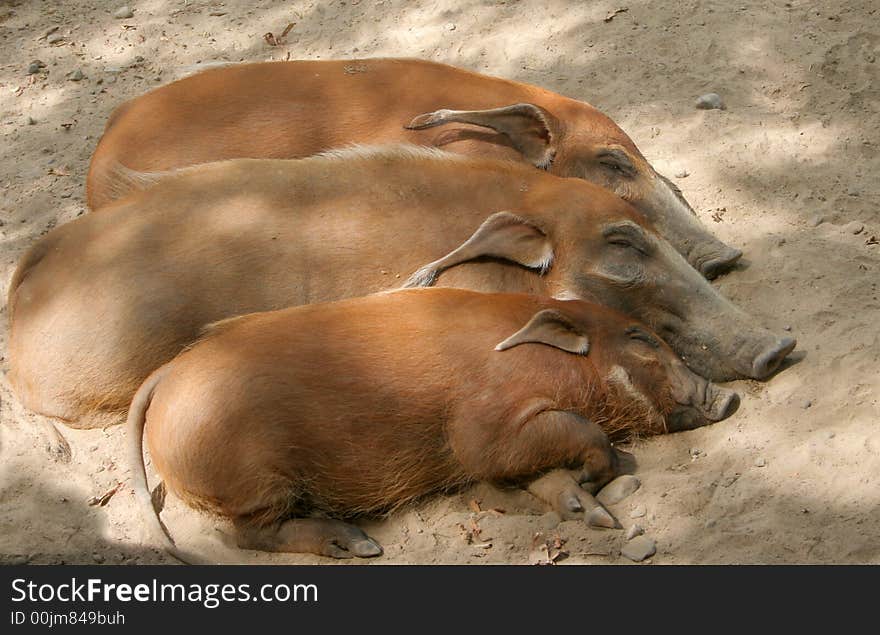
[404,204,794,383]
[406,103,741,279]
[495,304,741,435]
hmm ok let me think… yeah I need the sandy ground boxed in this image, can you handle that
[0,0,878,565]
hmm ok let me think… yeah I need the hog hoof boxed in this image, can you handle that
[586,505,620,529]
[320,525,383,559]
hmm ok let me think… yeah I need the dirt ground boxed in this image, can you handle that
[0,0,877,565]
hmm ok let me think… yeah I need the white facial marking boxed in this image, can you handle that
[606,365,651,409]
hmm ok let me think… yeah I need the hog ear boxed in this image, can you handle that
[495,309,590,355]
[405,103,559,168]
[403,212,553,288]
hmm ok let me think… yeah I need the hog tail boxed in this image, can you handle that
[102,161,173,201]
[127,363,212,565]
[402,264,440,288]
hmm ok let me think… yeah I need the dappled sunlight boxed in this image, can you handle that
[1,0,878,564]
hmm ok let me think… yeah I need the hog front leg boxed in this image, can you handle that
[527,470,618,528]
[463,409,621,527]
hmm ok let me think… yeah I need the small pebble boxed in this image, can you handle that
[10,554,30,566]
[674,170,689,178]
[808,214,825,227]
[755,457,766,468]
[783,325,792,331]
[92,552,105,563]
[621,536,656,562]
[802,399,812,409]
[27,60,45,75]
[596,474,641,506]
[445,22,456,30]
[114,6,134,19]
[47,33,64,44]
[695,93,724,110]
[826,431,835,439]
[847,188,860,197]
[625,524,644,541]
[26,116,36,125]
[629,504,647,519]
[69,69,84,81]
[705,519,717,529]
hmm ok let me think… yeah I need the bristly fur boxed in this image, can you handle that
[554,377,672,445]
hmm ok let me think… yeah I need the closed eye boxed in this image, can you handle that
[625,326,661,348]
[607,235,648,256]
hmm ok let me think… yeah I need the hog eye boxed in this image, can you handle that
[626,326,660,348]
[607,235,647,256]
[596,149,636,178]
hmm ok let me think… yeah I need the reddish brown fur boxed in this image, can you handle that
[7,147,789,429]
[86,58,637,209]
[132,289,699,532]
[85,58,739,274]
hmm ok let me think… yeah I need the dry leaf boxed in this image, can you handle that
[87,482,122,507]
[604,8,629,22]
[468,499,482,514]
[528,542,552,565]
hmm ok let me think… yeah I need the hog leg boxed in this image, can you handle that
[38,418,72,463]
[527,470,618,528]
[466,410,620,528]
[235,518,383,559]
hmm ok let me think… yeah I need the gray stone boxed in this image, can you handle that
[695,93,724,110]
[783,325,792,331]
[621,536,656,562]
[69,69,84,81]
[844,221,864,235]
[674,170,689,178]
[625,524,644,541]
[754,457,767,468]
[27,60,45,75]
[596,475,641,506]
[629,504,647,519]
[802,399,812,409]
[808,214,825,227]
[47,33,64,44]
[114,6,134,19]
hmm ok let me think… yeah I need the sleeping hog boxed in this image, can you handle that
[8,146,793,430]
[86,57,740,278]
[128,288,741,561]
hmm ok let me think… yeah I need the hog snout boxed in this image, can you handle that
[704,385,740,421]
[750,335,797,379]
[667,381,740,432]
[695,244,743,280]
